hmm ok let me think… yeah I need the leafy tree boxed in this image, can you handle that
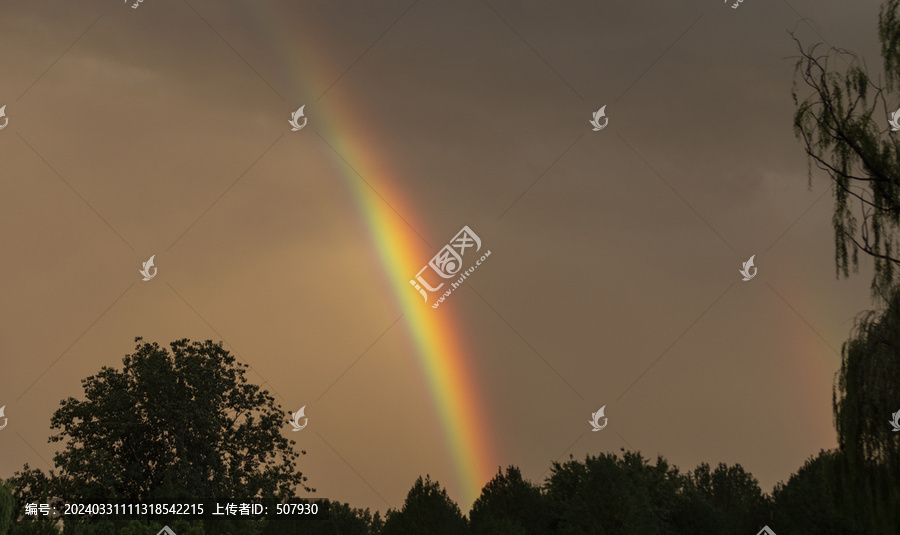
[829,286,900,531]
[6,468,58,535]
[685,462,771,535]
[8,521,59,535]
[667,477,720,535]
[43,338,310,505]
[771,450,859,535]
[0,480,14,535]
[793,0,900,295]
[9,338,312,533]
[381,475,467,535]
[261,500,382,535]
[313,501,383,535]
[72,519,207,535]
[835,287,900,468]
[543,451,683,535]
[793,3,900,528]
[469,466,548,535]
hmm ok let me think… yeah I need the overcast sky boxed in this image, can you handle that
[0,0,887,514]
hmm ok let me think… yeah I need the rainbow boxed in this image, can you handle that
[316,99,497,506]
[235,2,497,507]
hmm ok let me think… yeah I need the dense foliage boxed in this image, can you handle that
[0,318,898,533]
[793,0,900,296]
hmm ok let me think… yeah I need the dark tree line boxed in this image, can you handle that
[1,295,899,534]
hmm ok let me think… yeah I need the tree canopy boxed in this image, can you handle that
[469,466,547,535]
[381,476,467,535]
[9,338,311,519]
[793,0,900,296]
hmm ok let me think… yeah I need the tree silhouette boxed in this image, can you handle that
[468,466,548,535]
[6,467,58,535]
[835,288,900,468]
[771,450,857,535]
[308,501,382,535]
[381,476,467,535]
[11,338,310,515]
[685,462,771,535]
[829,286,900,529]
[792,2,900,530]
[0,480,13,535]
[793,0,900,295]
[544,452,682,535]
[0,333,894,532]
[261,500,382,535]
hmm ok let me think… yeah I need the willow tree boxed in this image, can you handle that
[793,0,900,297]
[794,0,900,455]
[836,290,900,469]
[793,2,900,527]
[830,287,900,529]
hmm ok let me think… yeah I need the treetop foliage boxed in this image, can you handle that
[793,0,900,297]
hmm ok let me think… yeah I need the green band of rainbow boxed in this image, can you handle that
[237,3,497,505]
[318,99,497,506]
